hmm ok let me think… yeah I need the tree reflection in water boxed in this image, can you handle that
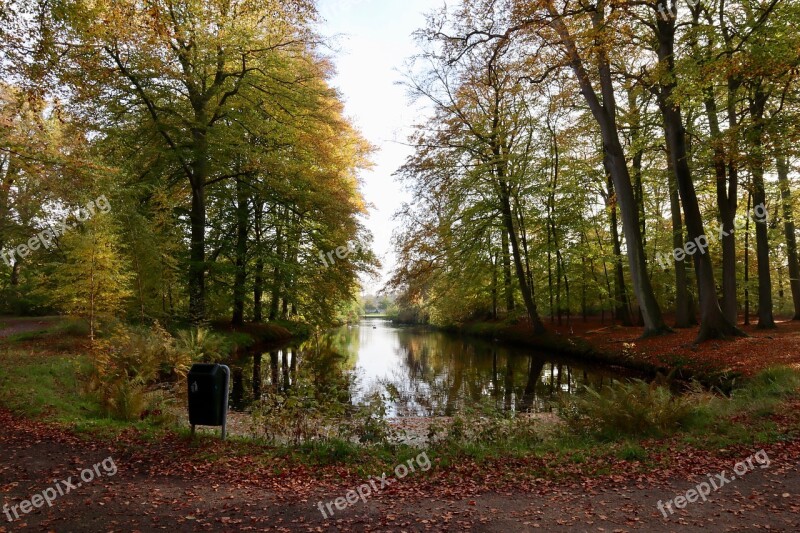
[229,320,637,416]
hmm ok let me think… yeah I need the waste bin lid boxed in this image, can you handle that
[189,363,220,374]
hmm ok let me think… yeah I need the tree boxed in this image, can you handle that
[51,213,131,341]
[651,0,744,341]
[531,0,670,336]
[44,0,318,323]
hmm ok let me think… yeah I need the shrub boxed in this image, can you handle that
[559,379,702,439]
[342,392,394,444]
[175,327,229,363]
[105,377,148,422]
[85,322,190,420]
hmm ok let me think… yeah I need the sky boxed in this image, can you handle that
[315,0,444,295]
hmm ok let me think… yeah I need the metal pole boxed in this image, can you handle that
[220,365,230,440]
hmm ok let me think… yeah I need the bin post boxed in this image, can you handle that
[220,364,230,440]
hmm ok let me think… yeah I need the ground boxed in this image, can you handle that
[2,407,799,532]
[524,315,800,378]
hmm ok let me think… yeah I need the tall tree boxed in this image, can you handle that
[777,153,800,319]
[535,0,669,336]
[45,0,317,323]
[652,0,744,340]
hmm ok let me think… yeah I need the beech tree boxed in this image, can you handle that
[390,0,800,342]
[43,0,319,323]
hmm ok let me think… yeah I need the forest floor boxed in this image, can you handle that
[499,315,800,378]
[1,407,799,532]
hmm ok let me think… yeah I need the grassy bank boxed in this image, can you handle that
[1,324,799,480]
[0,315,312,433]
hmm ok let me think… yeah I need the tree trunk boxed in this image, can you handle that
[514,196,536,299]
[281,216,300,321]
[499,181,546,333]
[748,87,775,328]
[491,250,499,320]
[10,259,19,287]
[253,203,265,322]
[547,3,668,336]
[745,191,752,326]
[188,115,209,325]
[281,297,289,321]
[655,5,743,341]
[268,218,284,321]
[581,233,588,322]
[777,154,800,319]
[501,221,514,313]
[593,227,614,321]
[606,171,633,326]
[232,177,249,326]
[704,97,739,324]
[628,88,647,249]
[547,214,554,322]
[189,179,206,325]
[253,258,264,322]
[667,145,692,328]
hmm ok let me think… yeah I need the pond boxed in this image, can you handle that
[227,318,635,417]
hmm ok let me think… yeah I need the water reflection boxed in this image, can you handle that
[229,319,633,417]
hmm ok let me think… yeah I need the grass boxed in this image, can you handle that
[676,366,800,449]
[0,344,98,420]
[616,441,649,461]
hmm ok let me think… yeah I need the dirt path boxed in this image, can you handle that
[1,409,799,532]
[0,318,61,339]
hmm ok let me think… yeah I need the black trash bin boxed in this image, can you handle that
[188,363,230,438]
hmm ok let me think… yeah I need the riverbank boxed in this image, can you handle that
[0,316,310,351]
[441,316,800,388]
[210,319,310,353]
[2,315,800,530]
[1,375,799,530]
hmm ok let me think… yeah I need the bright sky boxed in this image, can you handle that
[316,0,443,294]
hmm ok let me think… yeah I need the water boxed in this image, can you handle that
[228,318,634,417]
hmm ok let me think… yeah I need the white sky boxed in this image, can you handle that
[316,0,444,294]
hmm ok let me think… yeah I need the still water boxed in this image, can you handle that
[229,318,632,417]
